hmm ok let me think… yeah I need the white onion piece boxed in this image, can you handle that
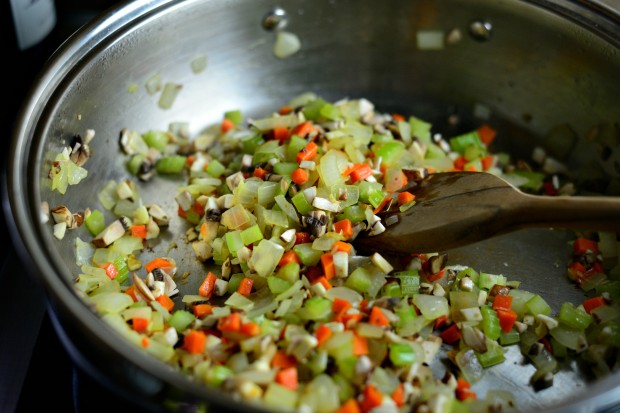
[273,31,301,58]
[416,30,444,50]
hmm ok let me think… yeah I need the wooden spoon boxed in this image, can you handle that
[353,171,620,255]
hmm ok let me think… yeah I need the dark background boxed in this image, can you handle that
[1,2,143,412]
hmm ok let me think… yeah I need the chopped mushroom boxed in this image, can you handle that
[92,216,131,247]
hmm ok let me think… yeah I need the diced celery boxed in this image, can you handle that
[409,116,432,143]
[389,343,417,366]
[287,134,308,162]
[367,188,385,209]
[249,239,285,277]
[267,275,293,294]
[156,155,186,174]
[559,302,592,330]
[227,273,245,294]
[464,144,486,162]
[276,262,301,284]
[381,282,401,298]
[257,181,278,207]
[302,98,329,120]
[320,103,341,121]
[225,230,244,257]
[298,297,332,321]
[456,267,479,285]
[525,294,552,316]
[113,255,129,284]
[142,130,169,151]
[508,170,545,192]
[241,133,265,154]
[273,162,299,177]
[332,373,355,403]
[449,130,483,155]
[345,267,373,293]
[413,294,449,320]
[424,143,446,159]
[224,109,243,125]
[264,383,299,411]
[499,329,521,346]
[206,159,226,177]
[480,305,501,340]
[291,191,314,215]
[337,205,366,223]
[375,141,405,166]
[84,209,105,236]
[240,224,263,245]
[127,154,146,176]
[478,272,507,290]
[205,365,233,387]
[509,289,536,318]
[293,243,322,267]
[476,339,505,368]
[168,310,195,332]
[395,271,420,296]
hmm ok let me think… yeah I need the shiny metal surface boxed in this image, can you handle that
[5,0,620,411]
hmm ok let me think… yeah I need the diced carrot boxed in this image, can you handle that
[240,322,261,336]
[275,367,298,390]
[291,121,315,138]
[427,269,445,282]
[342,313,364,329]
[348,163,373,183]
[397,191,415,206]
[291,168,309,185]
[272,350,297,369]
[333,298,352,316]
[295,232,312,244]
[101,262,118,280]
[373,196,392,214]
[125,285,138,302]
[492,295,513,311]
[368,306,390,327]
[391,383,405,407]
[279,105,293,115]
[496,308,518,333]
[253,167,268,179]
[465,164,479,172]
[453,156,467,171]
[360,384,383,413]
[199,272,218,298]
[183,330,207,354]
[573,237,600,254]
[297,141,318,163]
[185,155,195,167]
[477,123,496,145]
[392,113,406,122]
[132,317,149,332]
[313,276,332,290]
[272,126,290,143]
[141,338,150,348]
[237,277,254,296]
[481,155,495,171]
[583,296,607,314]
[279,250,301,267]
[131,224,147,239]
[193,303,214,317]
[456,377,477,401]
[353,333,369,356]
[321,253,336,280]
[336,399,362,413]
[221,118,235,133]
[145,257,173,274]
[315,324,333,346]
[333,219,353,240]
[177,205,187,218]
[332,241,352,254]
[217,312,241,332]
[433,315,448,330]
[156,294,175,311]
[439,323,461,345]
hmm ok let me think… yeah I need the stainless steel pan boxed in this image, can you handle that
[5,0,620,411]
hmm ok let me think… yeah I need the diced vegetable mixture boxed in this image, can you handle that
[50,94,620,413]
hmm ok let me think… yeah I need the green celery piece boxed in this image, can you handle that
[298,297,332,321]
[464,143,486,162]
[338,185,360,209]
[480,305,501,340]
[371,133,393,144]
[168,310,196,332]
[476,339,506,368]
[224,109,243,125]
[273,162,299,177]
[336,356,357,381]
[227,273,245,294]
[84,209,105,236]
[276,262,300,284]
[478,272,507,290]
[456,267,479,285]
[559,302,592,330]
[595,281,620,300]
[142,130,169,151]
[389,343,417,366]
[267,275,293,294]
[464,159,483,172]
[332,373,355,403]
[550,337,567,358]
[286,134,308,162]
[381,282,401,298]
[449,130,483,155]
[395,301,417,327]
[367,188,385,209]
[319,103,341,121]
[509,170,545,192]
[275,177,292,197]
[127,154,146,176]
[206,159,226,177]
[424,143,446,159]
[345,267,372,293]
[225,230,244,256]
[113,255,129,284]
[240,224,263,245]
[293,243,322,267]
[394,271,420,296]
[156,155,187,174]
[499,329,521,346]
[206,365,233,387]
[375,141,405,166]
[241,133,265,155]
[409,116,432,143]
[337,205,366,223]
[302,99,328,121]
[291,192,314,215]
[525,294,552,316]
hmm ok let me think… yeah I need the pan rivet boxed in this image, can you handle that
[262,8,288,31]
[469,19,493,41]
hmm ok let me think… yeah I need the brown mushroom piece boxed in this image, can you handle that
[92,216,131,248]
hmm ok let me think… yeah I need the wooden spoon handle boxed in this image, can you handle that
[514,194,620,231]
